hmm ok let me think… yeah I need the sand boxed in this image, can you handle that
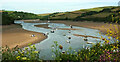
[73,34,100,39]
[2,20,119,49]
[51,21,120,34]
[35,24,80,30]
[2,24,47,49]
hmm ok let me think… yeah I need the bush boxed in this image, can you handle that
[2,43,41,61]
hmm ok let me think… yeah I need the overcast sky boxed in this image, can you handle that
[0,0,119,14]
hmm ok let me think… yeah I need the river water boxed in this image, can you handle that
[14,21,108,60]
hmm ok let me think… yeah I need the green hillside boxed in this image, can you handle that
[1,10,41,25]
[39,6,120,23]
[2,6,120,25]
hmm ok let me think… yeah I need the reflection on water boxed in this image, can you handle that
[14,21,108,60]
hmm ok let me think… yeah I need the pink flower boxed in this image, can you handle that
[114,59,116,61]
[104,59,105,61]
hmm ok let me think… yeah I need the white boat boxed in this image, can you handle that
[66,40,70,43]
[86,41,94,44]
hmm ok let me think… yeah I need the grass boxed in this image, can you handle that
[47,6,119,20]
[82,12,113,18]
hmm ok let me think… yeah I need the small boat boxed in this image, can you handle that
[66,40,70,43]
[48,21,50,23]
[68,31,71,33]
[84,38,88,41]
[70,25,73,28]
[68,36,71,39]
[50,30,54,33]
[46,32,49,35]
[86,41,93,44]
[31,34,35,37]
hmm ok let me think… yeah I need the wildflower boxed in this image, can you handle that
[16,56,20,60]
[113,50,116,52]
[33,51,39,53]
[113,36,116,38]
[22,50,24,53]
[60,58,62,60]
[114,59,116,61]
[28,43,32,46]
[22,57,27,60]
[59,45,63,50]
[25,47,28,50]
[116,37,119,39]
[21,53,24,56]
[102,26,104,28]
[89,53,90,54]
[33,45,35,47]
[108,37,111,39]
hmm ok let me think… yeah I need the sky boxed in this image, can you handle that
[0,0,120,14]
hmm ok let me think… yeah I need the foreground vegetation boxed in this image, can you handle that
[2,43,41,61]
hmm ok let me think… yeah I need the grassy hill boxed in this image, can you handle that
[1,10,41,25]
[39,6,120,23]
[2,6,120,25]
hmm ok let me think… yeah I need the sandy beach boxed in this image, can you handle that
[2,20,120,48]
[50,21,120,34]
[2,24,47,49]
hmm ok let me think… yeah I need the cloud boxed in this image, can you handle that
[0,0,118,14]
[1,0,119,3]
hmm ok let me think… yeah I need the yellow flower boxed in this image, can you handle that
[28,43,32,46]
[113,46,116,49]
[22,50,24,53]
[110,34,112,36]
[79,54,80,56]
[16,56,20,59]
[108,55,110,57]
[116,37,119,39]
[22,57,27,60]
[33,45,35,47]
[117,40,119,43]
[111,48,113,50]
[33,51,39,53]
[108,37,111,39]
[102,26,104,28]
[21,53,24,56]
[25,47,28,50]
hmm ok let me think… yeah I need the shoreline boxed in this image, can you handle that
[2,24,47,49]
[50,21,119,34]
[2,20,119,49]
